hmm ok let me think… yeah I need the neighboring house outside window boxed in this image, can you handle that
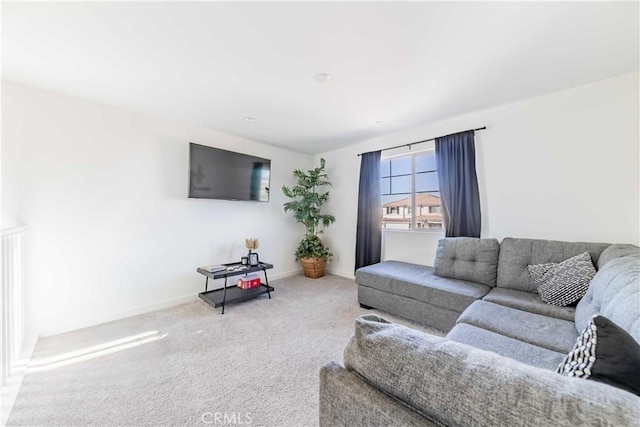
[380,150,443,230]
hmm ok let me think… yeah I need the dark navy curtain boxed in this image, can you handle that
[355,151,382,272]
[435,131,481,238]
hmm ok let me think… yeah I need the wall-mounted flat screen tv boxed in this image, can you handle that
[188,143,271,202]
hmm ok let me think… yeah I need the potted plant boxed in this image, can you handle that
[282,158,336,278]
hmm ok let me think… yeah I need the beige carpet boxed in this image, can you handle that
[7,275,441,426]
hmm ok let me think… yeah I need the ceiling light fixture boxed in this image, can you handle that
[313,72,331,83]
[376,121,384,125]
[243,117,257,122]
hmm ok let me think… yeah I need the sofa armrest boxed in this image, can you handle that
[319,362,437,427]
[344,315,640,427]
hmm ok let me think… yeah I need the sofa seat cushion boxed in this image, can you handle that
[357,285,461,332]
[433,237,500,287]
[447,323,566,370]
[355,261,491,313]
[343,314,640,427]
[482,288,575,321]
[497,238,609,292]
[457,300,578,354]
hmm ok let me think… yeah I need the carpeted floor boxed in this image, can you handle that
[7,274,441,426]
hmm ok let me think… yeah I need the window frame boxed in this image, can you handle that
[381,148,443,232]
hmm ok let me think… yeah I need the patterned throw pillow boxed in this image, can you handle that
[527,252,596,306]
[557,315,640,396]
[527,262,555,284]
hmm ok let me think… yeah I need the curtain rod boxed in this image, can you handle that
[356,126,487,157]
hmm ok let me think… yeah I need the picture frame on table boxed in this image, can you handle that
[249,252,259,266]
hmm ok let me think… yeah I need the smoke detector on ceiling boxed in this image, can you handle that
[313,73,331,83]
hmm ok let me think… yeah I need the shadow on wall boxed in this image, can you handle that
[382,230,443,267]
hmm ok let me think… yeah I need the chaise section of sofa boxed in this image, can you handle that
[356,260,492,331]
[355,237,499,331]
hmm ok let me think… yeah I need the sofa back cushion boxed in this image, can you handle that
[575,248,640,342]
[497,238,610,293]
[596,243,640,270]
[434,237,500,287]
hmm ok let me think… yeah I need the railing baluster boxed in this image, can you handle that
[0,226,27,386]
[1,239,5,386]
[1,237,9,385]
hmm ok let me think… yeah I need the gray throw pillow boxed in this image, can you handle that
[527,252,596,306]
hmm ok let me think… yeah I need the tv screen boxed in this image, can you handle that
[188,143,271,202]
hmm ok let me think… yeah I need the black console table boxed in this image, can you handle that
[197,262,274,314]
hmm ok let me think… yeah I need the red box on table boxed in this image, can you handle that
[237,274,261,289]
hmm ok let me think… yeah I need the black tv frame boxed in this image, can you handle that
[188,142,271,202]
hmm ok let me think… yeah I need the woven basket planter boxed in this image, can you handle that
[300,257,327,279]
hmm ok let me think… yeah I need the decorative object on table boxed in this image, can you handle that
[241,256,249,266]
[245,238,259,265]
[200,265,226,273]
[237,273,261,289]
[245,238,259,253]
[249,252,259,266]
[282,158,336,278]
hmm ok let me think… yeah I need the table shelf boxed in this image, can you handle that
[199,283,274,308]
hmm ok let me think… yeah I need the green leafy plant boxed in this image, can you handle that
[282,158,336,260]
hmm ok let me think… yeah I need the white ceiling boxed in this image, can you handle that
[2,2,638,154]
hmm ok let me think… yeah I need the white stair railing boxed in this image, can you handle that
[1,226,26,387]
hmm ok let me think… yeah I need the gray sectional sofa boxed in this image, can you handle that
[320,237,640,426]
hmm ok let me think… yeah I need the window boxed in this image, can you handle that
[380,150,444,230]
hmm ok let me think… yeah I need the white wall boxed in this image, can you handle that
[318,72,640,278]
[1,81,312,337]
[3,72,638,334]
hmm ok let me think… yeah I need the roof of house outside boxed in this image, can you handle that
[383,193,441,208]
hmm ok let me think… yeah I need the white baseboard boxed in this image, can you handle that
[38,268,304,338]
[326,269,356,280]
[267,269,303,281]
